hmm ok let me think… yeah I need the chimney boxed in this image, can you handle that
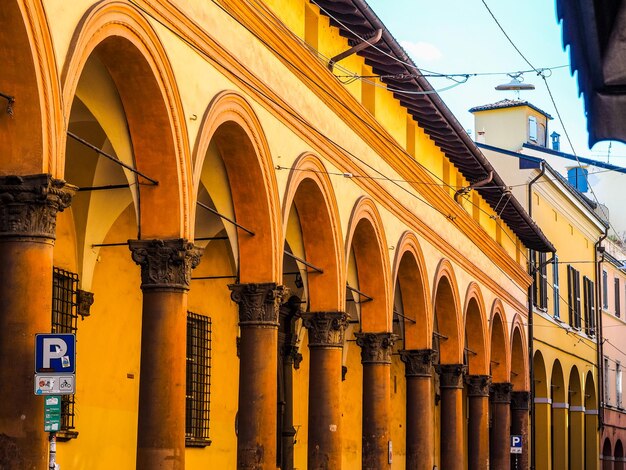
[550,131,560,151]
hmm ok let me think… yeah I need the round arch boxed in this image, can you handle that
[0,1,61,175]
[568,366,583,407]
[616,440,624,470]
[62,1,191,238]
[392,231,431,349]
[281,153,344,311]
[193,91,282,282]
[510,316,529,390]
[432,259,462,364]
[463,282,488,375]
[603,438,613,470]
[489,299,510,383]
[345,197,392,332]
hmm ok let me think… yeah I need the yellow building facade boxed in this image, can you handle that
[0,2,554,469]
[473,101,604,470]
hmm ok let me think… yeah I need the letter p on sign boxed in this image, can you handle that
[42,338,67,368]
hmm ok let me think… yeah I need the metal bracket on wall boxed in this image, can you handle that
[327,28,383,72]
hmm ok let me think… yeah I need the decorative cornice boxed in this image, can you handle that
[490,382,513,404]
[128,239,203,291]
[399,349,437,377]
[466,375,492,397]
[437,364,467,389]
[229,282,288,328]
[302,311,349,349]
[0,174,75,242]
[355,332,397,364]
[511,391,531,411]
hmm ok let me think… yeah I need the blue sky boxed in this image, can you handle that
[365,0,626,164]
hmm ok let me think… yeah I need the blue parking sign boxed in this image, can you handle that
[35,334,75,373]
[510,435,523,454]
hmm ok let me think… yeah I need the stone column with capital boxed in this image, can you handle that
[0,174,74,470]
[355,332,397,470]
[438,364,467,470]
[490,382,513,470]
[129,239,202,470]
[466,375,492,470]
[302,311,348,469]
[510,391,530,470]
[228,282,287,470]
[400,349,437,470]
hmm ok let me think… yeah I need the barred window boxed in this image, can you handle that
[52,267,79,439]
[186,312,212,446]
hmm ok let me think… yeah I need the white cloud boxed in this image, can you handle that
[400,40,443,62]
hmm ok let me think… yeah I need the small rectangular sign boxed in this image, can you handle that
[510,434,523,454]
[35,374,75,395]
[44,395,62,432]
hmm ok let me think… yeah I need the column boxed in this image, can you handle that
[552,401,569,470]
[438,364,467,470]
[490,383,512,470]
[0,175,74,469]
[302,311,349,470]
[585,409,599,470]
[466,375,491,470]
[569,405,585,470]
[355,332,397,470]
[534,397,552,470]
[510,391,530,470]
[129,239,203,470]
[229,282,287,469]
[400,349,437,470]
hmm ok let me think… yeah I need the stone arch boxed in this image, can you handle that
[463,282,488,375]
[585,371,599,470]
[193,91,282,282]
[62,1,191,238]
[489,300,510,383]
[281,153,344,311]
[569,366,583,407]
[551,359,567,467]
[432,259,462,364]
[345,197,392,332]
[603,438,613,470]
[616,440,624,470]
[0,0,61,175]
[391,231,431,349]
[534,350,551,469]
[510,316,529,390]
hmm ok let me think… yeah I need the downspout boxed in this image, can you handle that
[595,228,608,433]
[528,161,546,470]
[453,171,494,203]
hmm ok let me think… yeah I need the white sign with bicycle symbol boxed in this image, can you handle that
[35,374,75,395]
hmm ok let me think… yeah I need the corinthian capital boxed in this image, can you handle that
[400,349,437,377]
[128,239,203,291]
[302,312,349,348]
[0,174,76,241]
[355,332,397,364]
[229,282,288,328]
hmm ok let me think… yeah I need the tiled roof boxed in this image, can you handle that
[469,99,553,119]
[311,0,554,252]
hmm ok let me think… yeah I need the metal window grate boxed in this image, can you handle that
[52,267,79,437]
[186,312,212,446]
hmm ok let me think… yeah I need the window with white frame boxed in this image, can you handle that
[528,116,538,142]
[553,255,560,319]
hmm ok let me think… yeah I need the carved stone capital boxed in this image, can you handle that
[399,349,437,377]
[77,290,95,319]
[302,312,349,349]
[229,282,288,328]
[511,391,531,410]
[490,382,513,404]
[128,239,203,291]
[0,174,76,241]
[355,332,397,364]
[466,375,492,397]
[437,364,467,389]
